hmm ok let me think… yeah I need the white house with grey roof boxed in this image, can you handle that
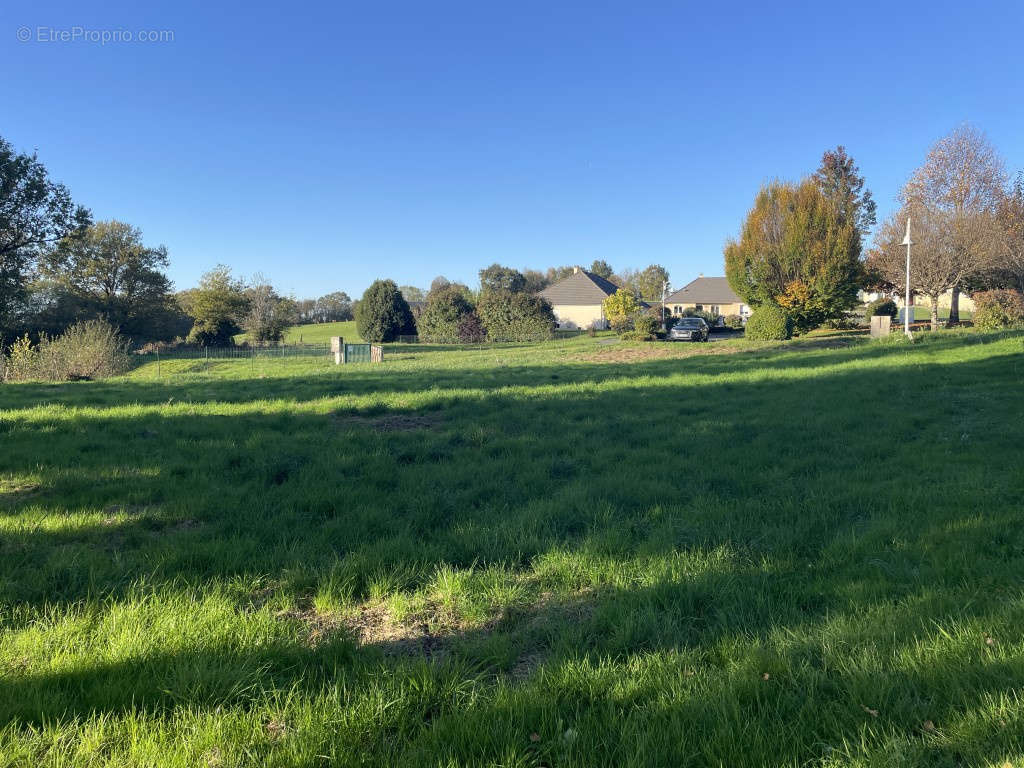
[664,277,749,322]
[539,267,623,329]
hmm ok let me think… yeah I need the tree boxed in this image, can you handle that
[355,279,415,342]
[38,220,176,340]
[429,276,451,294]
[993,172,1024,292]
[632,264,670,301]
[903,124,1007,323]
[479,263,526,293]
[725,179,861,331]
[0,136,91,335]
[602,288,643,332]
[521,269,549,293]
[417,283,475,343]
[399,285,426,303]
[243,276,296,343]
[867,204,980,330]
[813,146,877,237]
[476,291,555,341]
[314,291,353,322]
[183,265,249,345]
[589,259,614,279]
[545,265,577,285]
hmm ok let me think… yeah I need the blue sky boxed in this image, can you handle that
[5,0,1023,298]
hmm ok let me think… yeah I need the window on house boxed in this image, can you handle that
[695,304,703,311]
[711,305,720,315]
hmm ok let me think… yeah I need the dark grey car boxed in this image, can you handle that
[668,317,709,342]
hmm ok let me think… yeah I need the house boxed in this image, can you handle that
[664,277,749,321]
[539,267,623,329]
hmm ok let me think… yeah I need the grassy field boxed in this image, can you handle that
[1,329,1022,766]
[234,321,362,345]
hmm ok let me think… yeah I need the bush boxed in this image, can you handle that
[633,315,658,338]
[863,297,898,325]
[972,289,1024,330]
[355,279,416,342]
[603,289,643,333]
[477,291,556,342]
[682,307,720,327]
[2,320,128,382]
[418,284,475,343]
[745,304,793,341]
[456,311,486,343]
[618,330,652,341]
[724,314,744,329]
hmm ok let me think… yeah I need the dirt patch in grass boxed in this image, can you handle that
[334,411,444,432]
[577,343,744,364]
[0,481,42,506]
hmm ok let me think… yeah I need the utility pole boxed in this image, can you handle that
[661,280,670,330]
[901,217,914,337]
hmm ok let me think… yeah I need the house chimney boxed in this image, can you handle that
[573,266,580,274]
[698,272,704,278]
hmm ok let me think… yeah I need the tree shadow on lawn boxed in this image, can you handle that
[0,347,1022,762]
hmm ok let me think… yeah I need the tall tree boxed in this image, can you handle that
[0,136,91,335]
[632,264,670,301]
[813,146,877,237]
[521,269,549,293]
[725,179,861,331]
[866,203,994,330]
[355,279,415,342]
[243,275,296,343]
[182,265,249,345]
[314,291,353,322]
[903,124,1007,322]
[589,259,614,280]
[994,172,1024,292]
[544,265,576,284]
[38,220,175,340]
[479,263,526,293]
[399,285,426,302]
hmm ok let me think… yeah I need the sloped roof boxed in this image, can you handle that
[665,277,742,305]
[539,270,622,305]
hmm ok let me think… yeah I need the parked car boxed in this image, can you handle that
[668,317,709,342]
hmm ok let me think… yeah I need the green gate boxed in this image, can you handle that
[343,343,371,363]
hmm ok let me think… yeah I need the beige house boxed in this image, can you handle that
[539,268,623,329]
[665,277,749,321]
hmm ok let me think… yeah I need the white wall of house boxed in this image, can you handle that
[551,304,607,329]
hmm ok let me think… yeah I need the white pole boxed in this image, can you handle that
[902,217,912,336]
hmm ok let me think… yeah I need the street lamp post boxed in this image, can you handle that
[661,280,670,330]
[901,217,914,337]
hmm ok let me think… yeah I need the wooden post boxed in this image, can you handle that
[331,336,343,365]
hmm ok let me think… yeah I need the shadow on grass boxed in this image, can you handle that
[0,335,1022,763]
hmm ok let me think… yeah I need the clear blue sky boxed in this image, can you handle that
[5,0,1023,298]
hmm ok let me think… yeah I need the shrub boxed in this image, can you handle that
[724,314,744,329]
[863,297,898,325]
[603,290,643,333]
[745,303,794,341]
[355,279,416,343]
[2,320,128,382]
[633,315,658,337]
[418,284,475,343]
[618,330,651,341]
[476,291,555,342]
[456,311,486,343]
[972,289,1024,330]
[681,307,720,327]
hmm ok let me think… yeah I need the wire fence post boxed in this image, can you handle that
[156,349,160,378]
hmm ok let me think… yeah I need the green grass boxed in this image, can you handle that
[234,321,362,345]
[1,329,1023,766]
